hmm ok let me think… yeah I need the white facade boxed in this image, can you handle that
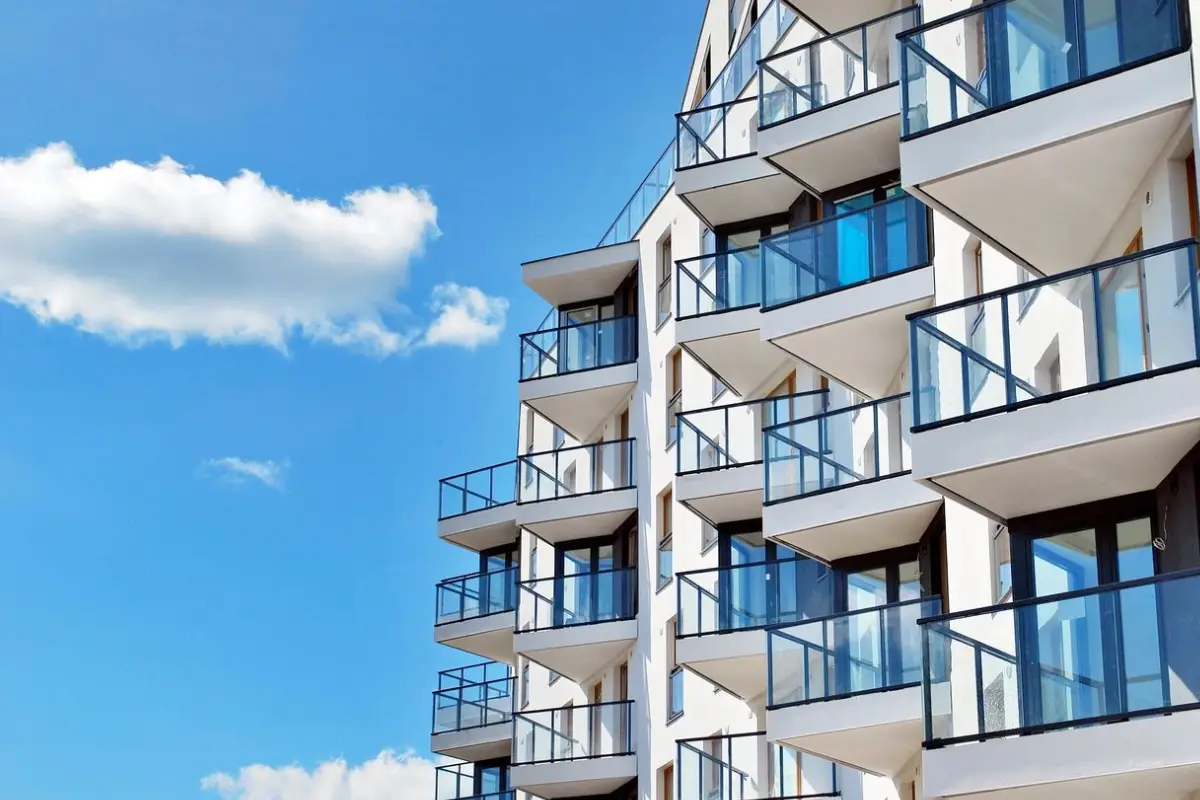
[432,3,1200,800]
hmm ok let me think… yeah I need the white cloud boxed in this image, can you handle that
[201,749,436,800]
[201,457,289,490]
[0,143,508,355]
[423,282,509,349]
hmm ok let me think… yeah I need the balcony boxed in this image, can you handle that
[438,460,518,552]
[675,97,800,229]
[513,568,637,683]
[675,247,790,396]
[920,569,1200,800]
[431,662,513,761]
[677,732,841,800]
[767,596,940,777]
[782,0,900,39]
[522,241,640,308]
[759,194,933,398]
[675,391,828,524]
[763,394,942,562]
[516,440,637,544]
[909,240,1200,521]
[899,0,1191,272]
[676,557,833,700]
[511,701,636,799]
[519,317,637,441]
[434,566,517,664]
[436,764,513,800]
[758,8,920,194]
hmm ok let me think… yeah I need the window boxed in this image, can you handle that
[553,426,566,450]
[667,350,683,448]
[658,489,674,591]
[523,407,535,488]
[1017,267,1038,317]
[667,617,683,721]
[728,0,739,48]
[992,524,1012,602]
[530,539,538,580]
[563,463,577,493]
[692,47,712,109]
[968,242,986,401]
[520,661,530,708]
[658,236,673,328]
[549,670,562,685]
[712,375,728,401]
[701,521,718,554]
[661,763,675,800]
[1182,151,1200,297]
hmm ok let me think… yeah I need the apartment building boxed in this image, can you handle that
[432,2,1200,800]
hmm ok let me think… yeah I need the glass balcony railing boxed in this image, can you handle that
[518,439,636,504]
[676,97,758,169]
[922,568,1200,746]
[438,660,510,691]
[438,460,517,520]
[676,246,761,319]
[436,764,513,800]
[517,567,637,632]
[759,6,920,127]
[899,0,1186,137]
[676,390,829,475]
[513,700,634,764]
[768,596,941,709]
[432,673,514,735]
[519,316,637,381]
[435,566,518,626]
[677,732,840,800]
[763,394,914,504]
[677,558,833,637]
[761,193,930,311]
[910,239,1200,429]
[597,0,798,246]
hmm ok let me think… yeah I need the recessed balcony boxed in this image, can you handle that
[920,568,1200,800]
[909,239,1200,522]
[522,241,640,308]
[438,460,518,552]
[763,393,942,563]
[675,391,828,524]
[511,701,637,799]
[518,316,637,441]
[781,0,899,38]
[513,568,637,684]
[675,247,790,397]
[675,97,800,229]
[434,565,517,664]
[516,440,637,544]
[759,194,933,398]
[766,596,940,777]
[898,0,1191,272]
[677,732,841,800]
[431,662,514,761]
[757,7,920,193]
[676,557,833,700]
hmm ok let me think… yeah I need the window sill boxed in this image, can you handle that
[656,577,673,594]
[666,710,684,725]
[656,313,673,333]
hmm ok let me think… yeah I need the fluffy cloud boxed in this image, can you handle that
[200,457,290,490]
[0,143,506,355]
[201,750,436,800]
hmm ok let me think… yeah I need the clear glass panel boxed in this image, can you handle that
[439,460,518,518]
[925,570,1200,745]
[676,246,761,318]
[435,567,518,625]
[910,242,1200,426]
[514,701,633,764]
[677,558,832,636]
[899,0,1183,135]
[758,7,919,126]
[770,596,940,706]
[761,194,929,310]
[517,568,636,631]
[518,441,635,502]
[520,316,636,380]
[764,394,913,504]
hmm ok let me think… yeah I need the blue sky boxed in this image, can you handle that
[0,2,699,798]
